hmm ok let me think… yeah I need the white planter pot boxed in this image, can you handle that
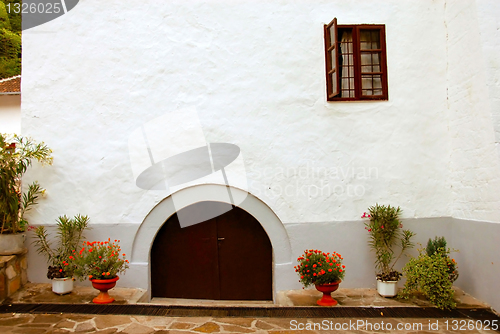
[377,279,398,297]
[52,278,74,295]
[0,233,26,255]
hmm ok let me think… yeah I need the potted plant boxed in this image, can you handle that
[399,237,459,309]
[294,249,346,306]
[33,215,90,294]
[70,238,129,304]
[0,134,52,255]
[363,204,415,297]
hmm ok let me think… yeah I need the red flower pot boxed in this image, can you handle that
[315,280,341,306]
[91,276,119,304]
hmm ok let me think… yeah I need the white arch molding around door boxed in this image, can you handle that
[129,183,293,302]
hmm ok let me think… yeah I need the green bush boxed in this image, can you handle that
[400,246,458,310]
[426,236,459,282]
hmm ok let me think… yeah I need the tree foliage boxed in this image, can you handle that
[0,0,21,79]
[2,0,21,33]
[0,1,12,30]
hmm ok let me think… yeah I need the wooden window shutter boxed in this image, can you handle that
[325,17,340,100]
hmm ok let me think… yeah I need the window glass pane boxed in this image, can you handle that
[361,75,382,96]
[361,77,372,90]
[360,29,380,50]
[360,52,380,65]
[329,50,336,64]
[338,29,354,98]
[329,26,336,46]
[361,53,381,73]
[339,30,353,54]
[361,64,381,73]
[331,73,337,94]
[341,89,355,98]
[362,89,383,96]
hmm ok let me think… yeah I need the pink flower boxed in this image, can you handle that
[368,229,372,232]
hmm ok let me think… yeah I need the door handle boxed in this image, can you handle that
[218,237,225,241]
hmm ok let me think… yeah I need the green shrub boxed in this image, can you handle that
[400,246,458,310]
[426,236,459,282]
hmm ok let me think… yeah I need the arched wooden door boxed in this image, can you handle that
[151,201,272,300]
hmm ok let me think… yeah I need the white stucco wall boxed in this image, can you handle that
[22,0,453,224]
[19,0,500,309]
[446,0,500,222]
[0,94,21,134]
[476,0,500,158]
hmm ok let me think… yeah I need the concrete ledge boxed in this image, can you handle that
[0,249,28,302]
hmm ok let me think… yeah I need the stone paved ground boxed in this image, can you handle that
[7,283,492,309]
[0,313,498,334]
[1,284,498,333]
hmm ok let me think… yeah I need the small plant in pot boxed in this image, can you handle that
[295,249,346,306]
[0,134,52,255]
[363,204,415,297]
[70,238,129,304]
[399,237,459,309]
[33,214,90,295]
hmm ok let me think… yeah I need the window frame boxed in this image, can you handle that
[324,18,389,101]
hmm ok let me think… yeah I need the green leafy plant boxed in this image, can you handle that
[294,249,345,287]
[70,239,129,281]
[0,134,53,234]
[426,236,459,283]
[33,215,90,279]
[400,243,459,310]
[363,204,415,281]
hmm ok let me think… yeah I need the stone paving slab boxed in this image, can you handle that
[278,286,490,309]
[7,283,490,310]
[6,283,146,305]
[2,283,498,333]
[0,313,498,333]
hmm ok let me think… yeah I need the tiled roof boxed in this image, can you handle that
[0,75,21,94]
